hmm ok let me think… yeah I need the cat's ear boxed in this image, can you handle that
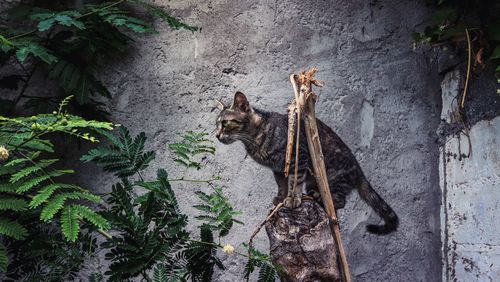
[214,99,225,111]
[232,91,251,112]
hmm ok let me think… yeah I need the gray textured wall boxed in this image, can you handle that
[79,0,443,281]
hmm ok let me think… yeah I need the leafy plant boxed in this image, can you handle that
[83,127,230,281]
[0,0,199,117]
[244,244,280,282]
[413,0,500,94]
[3,217,97,282]
[194,187,243,237]
[81,126,155,178]
[169,131,216,169]
[0,96,112,275]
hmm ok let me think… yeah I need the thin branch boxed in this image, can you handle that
[6,0,126,41]
[460,28,472,109]
[168,177,218,183]
[247,202,283,264]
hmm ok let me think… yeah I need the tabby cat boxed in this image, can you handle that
[215,92,398,234]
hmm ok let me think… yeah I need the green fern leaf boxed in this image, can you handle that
[0,197,27,211]
[73,204,109,230]
[61,205,79,241]
[257,264,278,282]
[30,10,84,31]
[29,183,87,208]
[14,42,58,64]
[140,1,199,31]
[153,264,168,282]
[81,127,155,178]
[10,159,58,183]
[40,194,66,221]
[0,218,27,240]
[0,183,16,193]
[88,273,103,282]
[29,183,60,208]
[16,169,73,193]
[48,60,111,104]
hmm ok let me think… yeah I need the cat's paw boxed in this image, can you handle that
[273,196,284,206]
[284,196,302,208]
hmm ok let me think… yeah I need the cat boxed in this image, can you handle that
[215,91,399,234]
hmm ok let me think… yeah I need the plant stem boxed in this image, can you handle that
[460,28,472,109]
[6,0,126,41]
[178,237,250,258]
[168,177,218,183]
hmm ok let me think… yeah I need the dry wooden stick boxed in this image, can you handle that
[284,101,296,177]
[460,28,472,109]
[294,68,352,282]
[247,202,284,279]
[248,202,284,249]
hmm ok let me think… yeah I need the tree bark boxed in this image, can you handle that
[265,199,341,282]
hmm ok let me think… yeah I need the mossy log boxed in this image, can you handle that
[265,199,341,282]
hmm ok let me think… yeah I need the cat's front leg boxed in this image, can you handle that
[272,172,287,205]
[284,171,306,208]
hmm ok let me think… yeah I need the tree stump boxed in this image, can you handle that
[265,199,341,282]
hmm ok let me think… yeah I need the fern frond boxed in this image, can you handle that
[81,127,155,178]
[88,273,104,282]
[14,41,58,64]
[29,183,60,208]
[0,183,16,192]
[30,10,85,31]
[168,131,215,169]
[0,197,27,211]
[257,264,279,282]
[0,218,27,240]
[194,187,242,237]
[152,264,168,282]
[73,204,109,230]
[48,60,112,104]
[136,1,199,31]
[40,194,66,221]
[10,158,58,183]
[16,169,73,193]
[61,204,79,241]
[39,191,101,222]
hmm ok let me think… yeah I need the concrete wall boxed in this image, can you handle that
[78,1,444,281]
[1,0,447,281]
[440,71,500,282]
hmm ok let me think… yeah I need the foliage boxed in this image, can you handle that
[243,244,280,282]
[0,96,112,277]
[194,187,243,237]
[0,0,199,117]
[83,127,238,281]
[81,126,155,178]
[3,214,97,281]
[169,131,216,169]
[413,0,500,92]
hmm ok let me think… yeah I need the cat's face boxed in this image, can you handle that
[215,92,261,144]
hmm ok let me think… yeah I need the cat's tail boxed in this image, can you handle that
[357,178,399,235]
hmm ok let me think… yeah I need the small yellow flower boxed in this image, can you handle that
[222,244,235,255]
[0,146,9,161]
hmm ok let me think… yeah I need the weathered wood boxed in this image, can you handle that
[295,68,352,282]
[265,199,341,282]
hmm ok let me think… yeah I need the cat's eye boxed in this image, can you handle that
[222,120,240,127]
